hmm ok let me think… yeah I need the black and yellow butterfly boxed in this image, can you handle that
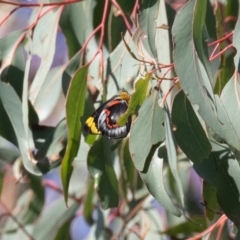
[84,90,131,139]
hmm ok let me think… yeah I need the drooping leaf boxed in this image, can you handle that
[129,89,165,171]
[139,0,160,59]
[21,174,45,224]
[105,31,139,98]
[29,7,63,104]
[202,180,218,221]
[164,103,185,211]
[0,81,40,175]
[87,137,119,209]
[0,30,25,61]
[140,145,181,216]
[54,219,72,240]
[163,216,207,235]
[35,119,67,173]
[193,0,213,82]
[194,140,240,228]
[83,180,95,225]
[172,90,211,163]
[233,16,240,72]
[220,75,240,144]
[172,0,240,150]
[33,197,79,240]
[61,65,88,205]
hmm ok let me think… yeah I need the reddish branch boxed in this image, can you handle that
[0,0,82,7]
[186,214,228,240]
[0,200,34,239]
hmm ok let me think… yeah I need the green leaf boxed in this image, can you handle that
[29,7,62,104]
[0,81,40,175]
[105,31,139,98]
[193,0,213,82]
[172,0,240,150]
[33,66,65,119]
[121,138,141,196]
[54,219,72,240]
[139,0,160,59]
[117,73,150,126]
[164,103,185,210]
[129,89,165,171]
[0,30,25,61]
[172,90,211,163]
[61,65,88,205]
[33,197,79,240]
[202,180,218,221]
[140,145,181,216]
[87,137,119,209]
[35,119,67,173]
[233,17,240,72]
[221,75,240,144]
[21,174,44,224]
[163,216,207,235]
[83,180,95,225]
[194,141,240,228]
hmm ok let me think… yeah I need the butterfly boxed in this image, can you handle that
[84,90,131,139]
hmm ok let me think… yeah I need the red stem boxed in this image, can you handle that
[0,200,34,239]
[0,0,82,7]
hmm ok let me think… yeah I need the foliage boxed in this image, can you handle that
[0,0,239,239]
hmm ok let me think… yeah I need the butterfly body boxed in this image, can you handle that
[84,90,131,139]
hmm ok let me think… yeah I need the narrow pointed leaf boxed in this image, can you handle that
[140,148,181,216]
[194,141,240,228]
[139,0,160,59]
[29,7,62,103]
[164,104,184,210]
[172,0,240,150]
[0,81,40,175]
[172,90,211,163]
[61,65,88,205]
[87,137,119,209]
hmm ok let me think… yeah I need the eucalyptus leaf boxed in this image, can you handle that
[140,147,181,216]
[87,137,118,209]
[129,89,165,171]
[139,0,160,59]
[172,90,211,163]
[194,141,240,228]
[61,65,88,205]
[172,0,240,150]
[0,81,40,175]
[29,7,62,104]
[33,197,79,240]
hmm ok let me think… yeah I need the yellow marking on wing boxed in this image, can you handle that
[85,117,101,134]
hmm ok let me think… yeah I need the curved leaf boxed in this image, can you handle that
[29,7,63,103]
[129,89,165,171]
[61,65,88,205]
[87,137,118,209]
[33,197,79,240]
[139,0,160,59]
[0,81,40,175]
[172,0,240,150]
[140,147,181,216]
[172,90,211,163]
[194,141,240,228]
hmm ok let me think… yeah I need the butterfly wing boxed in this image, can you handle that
[83,96,117,135]
[84,97,131,139]
[97,99,131,139]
